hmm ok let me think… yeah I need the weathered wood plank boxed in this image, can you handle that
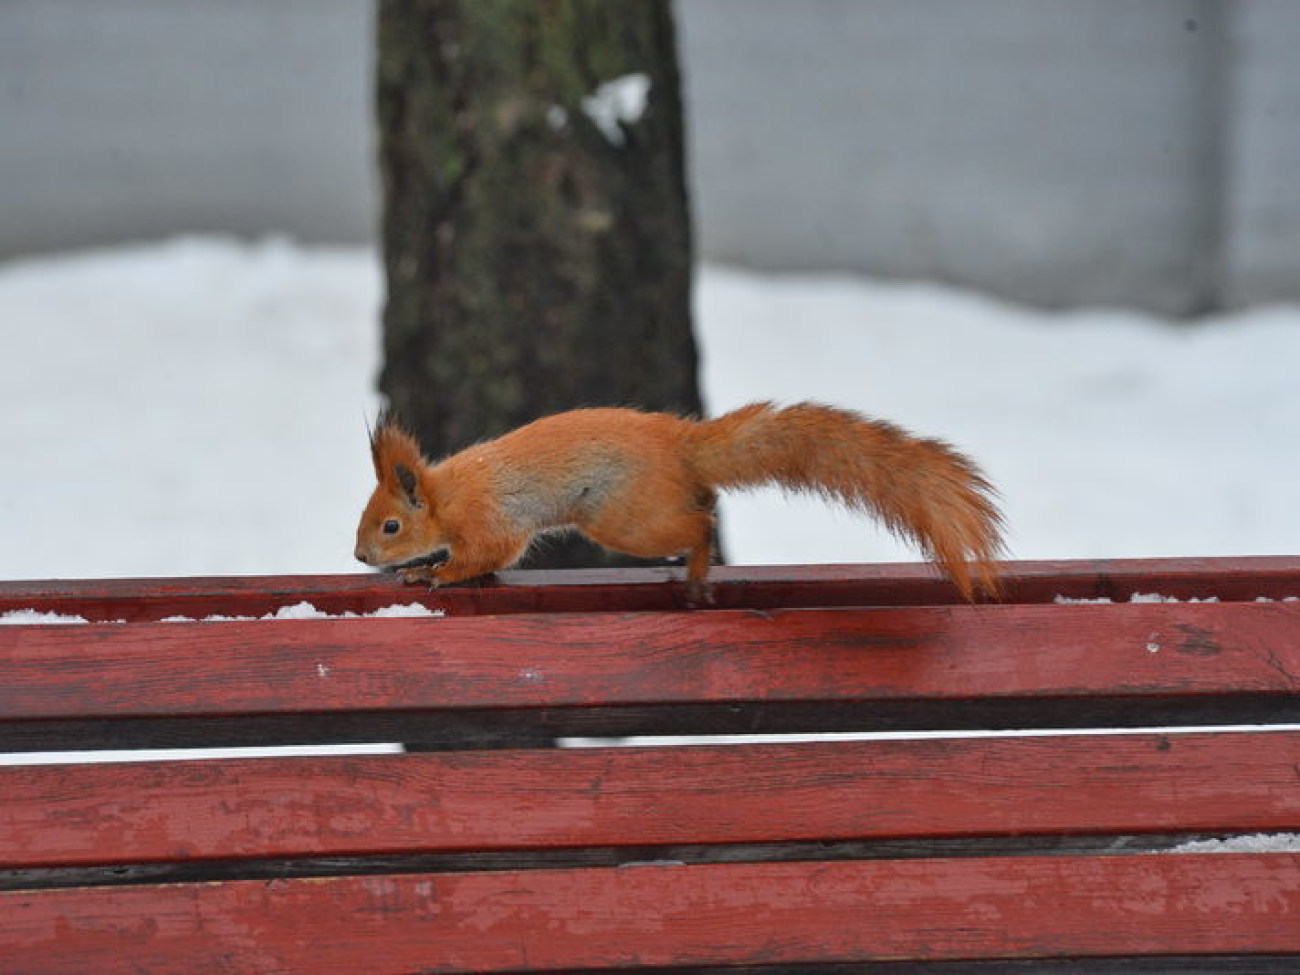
[3,732,1299,871]
[4,559,1299,970]
[2,601,1296,723]
[4,599,1299,749]
[1,557,1297,621]
[4,854,1299,972]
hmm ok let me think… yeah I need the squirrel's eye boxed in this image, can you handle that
[382,519,401,535]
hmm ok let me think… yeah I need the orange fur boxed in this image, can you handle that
[354,403,1005,603]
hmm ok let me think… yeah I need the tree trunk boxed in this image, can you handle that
[375,0,703,569]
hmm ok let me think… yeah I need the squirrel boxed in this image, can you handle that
[354,402,1005,604]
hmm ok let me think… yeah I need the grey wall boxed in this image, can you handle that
[1222,0,1300,306]
[680,0,1226,314]
[1,0,1297,313]
[0,0,374,253]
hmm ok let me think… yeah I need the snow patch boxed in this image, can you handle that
[581,73,651,146]
[1170,833,1300,854]
[1130,592,1219,604]
[1055,592,1268,608]
[1054,593,1236,605]
[366,602,444,619]
[160,601,443,622]
[2,602,443,625]
[0,609,93,625]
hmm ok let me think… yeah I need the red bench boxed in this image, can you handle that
[3,557,1299,972]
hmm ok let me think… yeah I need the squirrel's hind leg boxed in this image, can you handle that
[582,504,717,608]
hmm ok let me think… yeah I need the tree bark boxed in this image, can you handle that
[375,0,702,569]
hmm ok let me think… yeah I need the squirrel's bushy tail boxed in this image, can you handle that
[689,402,1005,600]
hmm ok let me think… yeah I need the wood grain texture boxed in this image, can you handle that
[1,557,1297,621]
[3,601,1297,721]
[4,732,1300,870]
[4,559,1300,970]
[5,854,1299,972]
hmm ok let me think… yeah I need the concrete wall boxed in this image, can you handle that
[1,0,1296,313]
[0,0,374,253]
[1222,0,1300,306]
[679,0,1226,314]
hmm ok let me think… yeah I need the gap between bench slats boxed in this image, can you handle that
[4,854,1299,973]
[3,731,1298,872]
[1,557,1297,620]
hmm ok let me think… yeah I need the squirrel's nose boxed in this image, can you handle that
[354,547,371,565]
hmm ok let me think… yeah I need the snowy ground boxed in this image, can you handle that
[2,235,1296,581]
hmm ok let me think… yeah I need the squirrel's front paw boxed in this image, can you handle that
[397,565,441,586]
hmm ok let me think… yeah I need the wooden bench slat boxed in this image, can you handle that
[5,732,1299,870]
[3,601,1297,723]
[2,557,1297,620]
[5,853,1299,972]
[4,559,1300,970]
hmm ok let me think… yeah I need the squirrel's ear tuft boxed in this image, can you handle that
[368,412,428,507]
[394,463,423,508]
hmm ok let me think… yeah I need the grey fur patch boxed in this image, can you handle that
[494,447,633,530]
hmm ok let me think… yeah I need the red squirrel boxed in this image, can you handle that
[354,402,1005,603]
